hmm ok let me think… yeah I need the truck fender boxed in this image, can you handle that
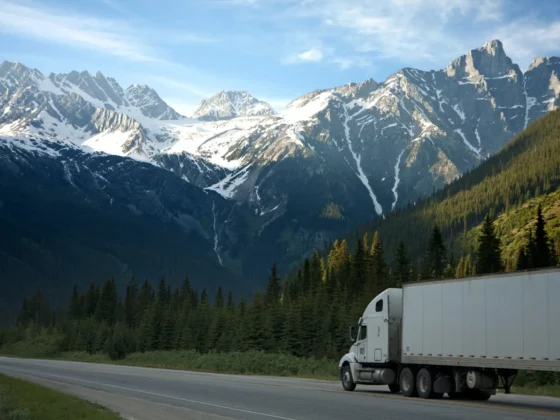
[339,353,360,381]
[338,352,358,368]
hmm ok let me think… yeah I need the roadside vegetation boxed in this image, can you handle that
[0,374,121,420]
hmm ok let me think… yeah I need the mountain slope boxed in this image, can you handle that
[359,108,560,265]
[0,136,256,320]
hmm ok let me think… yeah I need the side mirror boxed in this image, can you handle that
[349,325,358,343]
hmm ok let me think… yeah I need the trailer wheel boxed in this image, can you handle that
[399,367,417,397]
[416,368,443,399]
[341,365,356,391]
[388,383,400,393]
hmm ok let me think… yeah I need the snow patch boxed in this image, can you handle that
[342,103,383,216]
[454,128,480,156]
[391,149,405,210]
[212,201,223,266]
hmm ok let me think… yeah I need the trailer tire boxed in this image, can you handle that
[399,367,417,397]
[341,365,356,391]
[388,383,400,393]
[416,368,443,399]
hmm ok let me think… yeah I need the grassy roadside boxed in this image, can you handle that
[508,386,560,398]
[54,350,340,381]
[0,374,122,420]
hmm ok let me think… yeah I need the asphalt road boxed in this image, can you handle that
[0,357,559,420]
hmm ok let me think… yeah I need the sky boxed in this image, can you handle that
[1,0,560,116]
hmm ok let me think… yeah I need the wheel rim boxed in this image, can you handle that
[402,372,411,392]
[343,371,351,387]
[418,373,428,394]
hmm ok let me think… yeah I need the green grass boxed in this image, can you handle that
[54,350,340,380]
[0,374,122,420]
[506,386,560,398]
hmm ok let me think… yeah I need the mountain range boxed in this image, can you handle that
[1,39,559,315]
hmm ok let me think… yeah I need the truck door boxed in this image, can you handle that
[356,324,368,363]
[368,297,388,362]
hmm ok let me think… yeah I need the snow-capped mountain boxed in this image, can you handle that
[192,91,275,120]
[1,39,560,290]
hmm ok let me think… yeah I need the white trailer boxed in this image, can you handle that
[338,268,560,400]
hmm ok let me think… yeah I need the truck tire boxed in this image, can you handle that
[341,365,356,391]
[416,368,443,399]
[388,383,400,393]
[399,367,417,397]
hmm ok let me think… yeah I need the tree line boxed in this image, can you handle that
[4,203,557,362]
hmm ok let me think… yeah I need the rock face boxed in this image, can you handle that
[1,39,560,296]
[192,91,276,120]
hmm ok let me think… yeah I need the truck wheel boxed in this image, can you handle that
[388,383,400,393]
[399,367,417,397]
[341,365,356,391]
[416,368,443,399]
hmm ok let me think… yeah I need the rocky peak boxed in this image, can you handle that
[125,84,182,120]
[192,91,275,121]
[445,39,520,81]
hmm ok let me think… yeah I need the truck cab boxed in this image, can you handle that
[339,289,403,392]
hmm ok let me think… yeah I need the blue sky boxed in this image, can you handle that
[1,0,560,115]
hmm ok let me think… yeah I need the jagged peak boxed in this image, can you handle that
[482,39,505,55]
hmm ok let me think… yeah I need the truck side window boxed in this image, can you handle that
[375,299,383,312]
[359,326,367,340]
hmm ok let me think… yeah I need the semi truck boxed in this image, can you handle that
[338,268,560,400]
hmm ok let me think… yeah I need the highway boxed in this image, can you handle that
[0,357,559,420]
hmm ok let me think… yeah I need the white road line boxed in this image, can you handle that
[26,371,300,420]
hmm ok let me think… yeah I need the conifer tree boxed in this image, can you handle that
[423,226,447,279]
[476,214,503,274]
[265,264,281,306]
[393,240,410,286]
[96,279,117,325]
[124,277,138,328]
[370,232,388,293]
[534,204,553,268]
[84,283,100,318]
[310,252,323,293]
[69,284,82,320]
[351,238,367,295]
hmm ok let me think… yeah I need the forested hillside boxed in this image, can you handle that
[359,107,560,269]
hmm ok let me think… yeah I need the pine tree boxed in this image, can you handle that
[302,258,311,294]
[370,232,388,293]
[157,276,169,305]
[310,252,323,293]
[534,204,553,268]
[517,247,529,271]
[96,279,117,325]
[351,237,367,295]
[69,284,82,320]
[464,254,474,276]
[393,240,410,286]
[265,264,281,306]
[124,277,138,328]
[84,283,100,318]
[476,214,503,275]
[423,226,447,279]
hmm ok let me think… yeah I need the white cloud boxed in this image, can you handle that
[0,0,216,64]
[297,49,323,62]
[0,0,164,63]
[493,19,560,69]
